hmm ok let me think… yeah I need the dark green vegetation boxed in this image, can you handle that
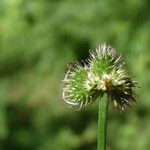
[0,0,150,150]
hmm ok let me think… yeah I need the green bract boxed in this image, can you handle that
[62,44,137,111]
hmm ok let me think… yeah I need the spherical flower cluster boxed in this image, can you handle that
[62,44,137,111]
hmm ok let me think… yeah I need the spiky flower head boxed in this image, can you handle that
[62,44,137,111]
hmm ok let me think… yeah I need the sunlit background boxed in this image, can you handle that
[0,0,150,150]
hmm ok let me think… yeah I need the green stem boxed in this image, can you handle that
[98,94,109,150]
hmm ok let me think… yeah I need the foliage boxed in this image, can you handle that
[0,0,150,149]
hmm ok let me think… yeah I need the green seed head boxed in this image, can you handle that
[62,44,138,111]
[62,64,100,109]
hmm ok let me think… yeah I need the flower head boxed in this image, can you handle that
[62,44,138,111]
[62,63,100,109]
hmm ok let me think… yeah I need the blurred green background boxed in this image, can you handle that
[0,0,150,150]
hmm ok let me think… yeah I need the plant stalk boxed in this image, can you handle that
[98,94,109,150]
